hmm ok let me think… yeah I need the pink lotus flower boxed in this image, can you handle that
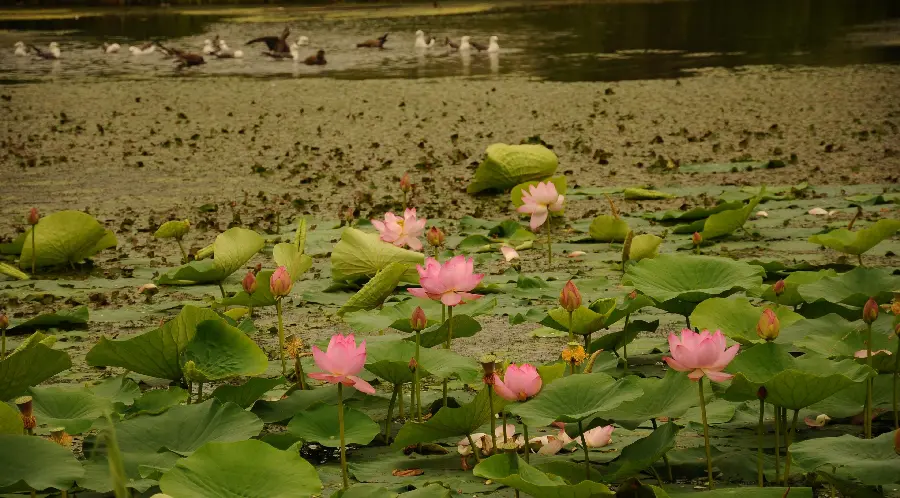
[408,255,484,307]
[457,424,523,456]
[577,425,614,448]
[27,207,40,226]
[500,245,519,262]
[530,434,566,455]
[242,271,257,294]
[493,363,542,401]
[854,349,892,358]
[517,181,564,230]
[270,266,293,298]
[568,251,586,259]
[663,329,739,382]
[308,334,375,394]
[372,208,427,251]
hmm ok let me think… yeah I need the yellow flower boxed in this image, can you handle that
[561,343,587,365]
[286,335,303,359]
[49,428,72,447]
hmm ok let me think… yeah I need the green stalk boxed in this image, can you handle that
[522,423,530,463]
[622,314,631,373]
[894,338,899,430]
[186,381,192,404]
[337,383,350,489]
[578,420,591,480]
[757,399,765,487]
[651,418,672,482]
[568,310,576,376]
[685,315,692,330]
[398,383,404,420]
[294,357,307,390]
[774,406,781,483]
[442,306,454,407]
[1,329,5,360]
[276,299,287,377]
[502,412,509,442]
[409,381,414,419]
[31,225,36,275]
[698,377,714,489]
[865,322,874,439]
[546,215,553,269]
[105,414,130,498]
[384,385,399,443]
[783,410,799,486]
[466,433,482,463]
[196,382,203,403]
[415,331,422,421]
[176,238,188,264]
[218,281,226,299]
[487,384,497,455]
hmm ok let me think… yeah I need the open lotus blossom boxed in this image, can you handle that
[808,207,838,216]
[529,434,567,455]
[500,245,519,262]
[854,349,892,358]
[409,255,484,307]
[372,208,427,250]
[309,334,375,394]
[517,181,564,230]
[664,329,740,382]
[492,363,542,401]
[577,425,614,448]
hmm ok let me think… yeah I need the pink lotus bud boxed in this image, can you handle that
[270,266,293,298]
[756,309,780,341]
[559,280,582,312]
[27,207,39,226]
[400,173,412,193]
[757,386,767,400]
[426,226,445,248]
[863,297,879,325]
[692,232,702,246]
[627,290,637,300]
[773,279,786,297]
[253,263,262,274]
[0,312,8,330]
[408,356,418,373]
[242,271,257,294]
[410,306,427,332]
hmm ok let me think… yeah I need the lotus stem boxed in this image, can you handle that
[865,322,873,439]
[384,384,399,443]
[105,414,130,498]
[402,192,407,210]
[502,412,509,442]
[623,314,631,373]
[546,216,553,269]
[1,329,5,360]
[409,382,415,419]
[186,381,192,404]
[649,465,665,488]
[894,338,899,430]
[442,306,454,407]
[30,490,35,498]
[31,225,36,275]
[415,331,422,422]
[578,419,591,480]
[196,382,203,403]
[487,384,497,455]
[858,254,864,267]
[218,282,226,299]
[294,356,307,390]
[651,418,673,482]
[522,423,530,463]
[698,377,714,489]
[567,310,574,343]
[774,406,781,483]
[275,299,287,378]
[783,409,799,486]
[398,383,404,420]
[176,238,188,264]
[757,399,765,487]
[337,383,349,490]
[62,491,68,498]
[466,433,482,463]
[685,315,691,330]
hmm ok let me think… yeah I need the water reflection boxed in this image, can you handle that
[489,52,499,75]
[460,50,471,76]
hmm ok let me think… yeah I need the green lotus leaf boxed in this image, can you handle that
[627,234,662,262]
[649,202,745,222]
[594,370,703,429]
[790,432,900,486]
[809,218,900,256]
[789,314,893,360]
[624,254,765,304]
[0,434,84,491]
[153,220,190,239]
[624,188,674,200]
[7,305,88,335]
[183,320,268,382]
[333,484,399,498]
[588,319,658,356]
[604,422,679,481]
[331,228,424,284]
[410,313,482,348]
[251,386,344,424]
[0,343,71,402]
[0,232,25,255]
[127,387,190,416]
[588,215,630,242]
[338,262,409,317]
[473,453,615,498]
[509,373,643,427]
[605,294,656,326]
[29,386,112,434]
[217,269,277,308]
[701,190,762,240]
[671,218,706,235]
[724,342,872,409]
[159,440,322,498]
[667,489,810,497]
[391,387,510,448]
[287,403,379,448]
[0,262,29,280]
[487,220,536,245]
[85,305,223,380]
[755,270,838,307]
[542,304,611,336]
[467,143,559,194]
[366,340,480,384]
[157,227,264,284]
[211,377,284,409]
[798,267,900,307]
[511,176,567,207]
[689,298,803,344]
[0,403,24,435]
[87,376,141,406]
[294,217,309,254]
[78,399,262,493]
[273,243,313,282]
[19,210,118,269]
[343,297,496,334]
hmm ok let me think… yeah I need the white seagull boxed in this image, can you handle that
[14,41,28,56]
[459,35,472,51]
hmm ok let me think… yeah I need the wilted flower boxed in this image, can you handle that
[804,414,832,429]
[309,334,375,394]
[863,297,879,324]
[663,329,740,382]
[854,349,892,358]
[577,425,614,448]
[757,386,767,400]
[16,396,36,430]
[48,428,73,447]
[756,309,780,341]
[562,342,587,366]
[242,271,257,294]
[270,266,293,298]
[517,181,565,230]
[755,211,768,218]
[559,280,582,312]
[500,245,519,262]
[408,256,484,307]
[285,335,303,359]
[492,363,542,401]
[568,251,587,259]
[808,207,837,216]
[410,306,427,332]
[138,283,159,302]
[27,207,39,226]
[425,226,445,248]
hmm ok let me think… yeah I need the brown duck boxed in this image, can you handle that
[246,27,291,53]
[357,33,388,48]
[159,44,205,68]
[445,37,459,50]
[304,49,326,65]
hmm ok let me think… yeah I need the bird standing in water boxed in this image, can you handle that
[30,42,61,60]
[159,44,205,68]
[445,37,459,50]
[246,27,291,53]
[14,41,28,56]
[357,33,388,48]
[304,49,327,66]
[414,30,435,49]
[102,42,120,54]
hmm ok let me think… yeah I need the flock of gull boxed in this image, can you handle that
[11,28,500,69]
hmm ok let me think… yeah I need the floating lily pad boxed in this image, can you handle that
[391,387,510,448]
[624,254,765,304]
[755,270,838,307]
[338,262,409,317]
[287,403,379,448]
[649,202,744,222]
[331,228,424,284]
[701,190,762,240]
[366,340,479,384]
[790,432,900,486]
[159,440,322,498]
[183,319,269,382]
[19,210,117,270]
[604,422,678,481]
[809,219,900,256]
[0,434,84,491]
[467,143,559,194]
[7,306,88,334]
[623,188,674,200]
[797,267,899,307]
[211,377,284,409]
[29,386,112,434]
[157,227,264,285]
[689,298,803,344]
[588,215,629,242]
[0,343,71,402]
[473,453,615,498]
[509,373,643,427]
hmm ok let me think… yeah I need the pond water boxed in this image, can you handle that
[1,0,899,83]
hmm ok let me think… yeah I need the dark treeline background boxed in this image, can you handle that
[1,0,431,6]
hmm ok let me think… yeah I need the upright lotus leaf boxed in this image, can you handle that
[809,218,900,256]
[798,267,900,307]
[605,294,655,326]
[160,440,321,498]
[790,432,900,486]
[87,376,141,406]
[467,143,559,194]
[0,434,84,490]
[157,227,264,284]
[724,342,873,409]
[19,210,117,269]
[700,190,763,240]
[366,340,480,384]
[624,254,765,304]
[391,387,510,448]
[273,243,313,282]
[251,386,342,424]
[7,305,89,335]
[604,422,679,481]
[624,188,675,200]
[337,262,409,317]
[510,176,567,207]
[211,377,284,409]
[627,234,662,262]
[29,386,113,434]
[650,202,745,222]
[589,319,658,355]
[509,373,643,427]
[790,314,893,360]
[294,218,309,254]
[0,403,24,435]
[588,215,630,242]
[183,320,268,382]
[0,343,71,402]
[689,298,803,344]
[756,269,838,307]
[331,228,424,284]
[85,305,222,380]
[542,303,613,336]
[287,403,379,447]
[153,220,190,239]
[409,313,482,348]
[127,387,190,416]
[594,370,704,429]
[776,313,854,347]
[473,454,615,498]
